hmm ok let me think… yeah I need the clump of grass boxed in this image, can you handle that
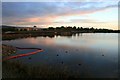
[3,61,76,79]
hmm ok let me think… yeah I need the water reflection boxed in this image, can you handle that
[2,33,118,78]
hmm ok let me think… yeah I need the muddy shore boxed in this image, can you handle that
[2,44,16,57]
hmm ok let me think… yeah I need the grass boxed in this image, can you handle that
[2,44,16,57]
[2,44,72,79]
[3,60,75,79]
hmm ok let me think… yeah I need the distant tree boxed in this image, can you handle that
[67,27,72,29]
[2,27,16,32]
[67,27,72,31]
[77,27,80,30]
[84,28,89,30]
[60,26,64,29]
[56,27,61,30]
[61,26,65,28]
[80,27,83,30]
[42,28,47,31]
[34,26,37,28]
[73,26,76,30]
[90,27,94,30]
[24,29,27,31]
[48,27,54,30]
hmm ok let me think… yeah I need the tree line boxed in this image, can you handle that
[2,25,120,33]
[42,26,119,33]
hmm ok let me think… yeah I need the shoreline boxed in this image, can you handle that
[2,36,118,78]
[2,44,74,78]
[2,44,17,57]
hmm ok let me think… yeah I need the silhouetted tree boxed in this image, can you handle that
[24,29,27,31]
[61,26,65,29]
[90,27,94,30]
[2,27,16,32]
[80,27,83,30]
[60,26,65,30]
[77,27,80,30]
[56,27,61,30]
[67,27,72,29]
[34,26,37,28]
[73,26,76,30]
[48,27,54,30]
[42,28,47,31]
[84,28,89,30]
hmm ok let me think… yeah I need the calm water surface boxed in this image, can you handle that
[3,33,118,78]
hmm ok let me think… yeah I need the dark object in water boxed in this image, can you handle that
[78,64,81,66]
[65,51,68,53]
[28,57,31,59]
[57,54,59,56]
[102,54,104,56]
[61,61,63,64]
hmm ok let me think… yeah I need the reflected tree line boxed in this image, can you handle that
[40,33,83,38]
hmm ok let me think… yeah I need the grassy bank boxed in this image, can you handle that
[3,60,74,79]
[2,44,81,79]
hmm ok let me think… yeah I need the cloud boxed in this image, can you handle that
[70,19,106,23]
[2,2,117,17]
[9,16,58,25]
[2,2,118,26]
[2,0,119,2]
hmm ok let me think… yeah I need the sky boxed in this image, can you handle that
[2,0,119,30]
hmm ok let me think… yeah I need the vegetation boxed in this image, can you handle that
[2,44,16,57]
[2,25,120,33]
[2,26,120,40]
[2,44,69,78]
[2,25,119,78]
[3,60,75,79]
[2,25,120,40]
[2,27,17,32]
[45,26,119,33]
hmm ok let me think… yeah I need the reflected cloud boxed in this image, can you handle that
[26,37,55,46]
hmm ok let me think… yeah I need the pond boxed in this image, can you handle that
[2,33,118,78]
